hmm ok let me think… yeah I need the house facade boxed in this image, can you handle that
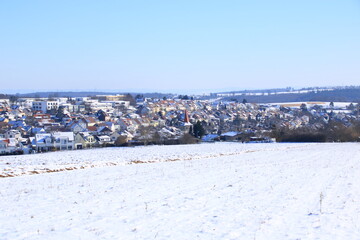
[52,132,74,151]
[74,132,96,149]
[32,101,59,113]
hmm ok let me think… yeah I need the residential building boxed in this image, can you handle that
[53,132,74,151]
[32,101,59,113]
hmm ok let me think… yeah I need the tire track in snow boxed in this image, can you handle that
[0,144,315,178]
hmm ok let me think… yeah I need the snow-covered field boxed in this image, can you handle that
[0,143,304,177]
[1,143,360,239]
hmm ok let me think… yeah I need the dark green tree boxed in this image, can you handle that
[125,93,136,106]
[9,95,19,103]
[192,121,206,139]
[300,103,307,112]
[347,103,355,110]
[182,95,189,100]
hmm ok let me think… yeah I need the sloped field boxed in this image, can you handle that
[1,143,359,239]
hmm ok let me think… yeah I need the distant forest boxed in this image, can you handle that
[1,86,360,103]
[2,92,175,99]
[0,94,9,99]
[220,88,360,103]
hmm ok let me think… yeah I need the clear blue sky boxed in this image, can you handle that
[1,0,359,94]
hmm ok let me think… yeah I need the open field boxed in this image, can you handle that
[1,143,360,239]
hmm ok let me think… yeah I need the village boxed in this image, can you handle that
[0,94,359,155]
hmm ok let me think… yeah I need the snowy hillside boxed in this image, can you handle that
[1,143,360,239]
[0,143,304,177]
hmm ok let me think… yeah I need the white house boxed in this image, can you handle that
[0,137,24,154]
[32,101,59,113]
[35,133,53,152]
[96,135,112,146]
[52,132,74,151]
[34,132,74,152]
[0,139,10,154]
[5,129,22,140]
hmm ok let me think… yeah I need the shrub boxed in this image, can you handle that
[178,133,200,144]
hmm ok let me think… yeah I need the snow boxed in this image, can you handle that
[52,132,74,141]
[0,143,283,177]
[269,102,353,109]
[220,131,239,137]
[1,142,360,239]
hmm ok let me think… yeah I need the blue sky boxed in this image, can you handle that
[1,0,359,94]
